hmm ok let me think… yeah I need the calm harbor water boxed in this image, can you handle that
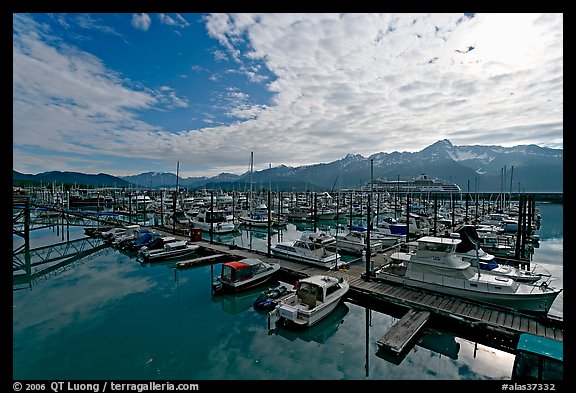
[12,203,563,380]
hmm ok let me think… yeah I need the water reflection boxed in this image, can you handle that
[211,282,282,315]
[375,327,461,366]
[268,302,349,344]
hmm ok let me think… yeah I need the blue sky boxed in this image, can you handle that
[13,13,563,178]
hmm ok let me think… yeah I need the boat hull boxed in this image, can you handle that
[274,276,350,328]
[141,245,199,261]
[374,271,560,315]
[270,248,340,269]
[218,268,280,294]
[191,221,237,234]
[277,293,345,327]
[293,299,341,327]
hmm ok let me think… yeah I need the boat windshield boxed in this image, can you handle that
[222,263,255,282]
[418,242,454,253]
[298,282,323,303]
[206,211,227,222]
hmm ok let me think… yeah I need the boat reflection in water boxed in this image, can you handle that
[375,326,461,366]
[268,302,349,344]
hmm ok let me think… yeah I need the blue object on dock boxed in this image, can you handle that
[516,333,563,361]
[512,333,563,381]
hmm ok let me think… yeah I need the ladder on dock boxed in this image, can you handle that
[377,308,431,354]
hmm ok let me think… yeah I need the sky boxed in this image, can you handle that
[13,13,563,178]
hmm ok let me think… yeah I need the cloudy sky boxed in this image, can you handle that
[13,13,563,178]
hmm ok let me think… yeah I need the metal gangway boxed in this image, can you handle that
[13,236,109,290]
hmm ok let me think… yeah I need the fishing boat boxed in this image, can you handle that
[333,230,383,255]
[190,208,238,234]
[238,203,287,228]
[271,232,342,269]
[373,234,562,315]
[454,225,544,283]
[212,258,281,294]
[270,275,349,328]
[138,240,200,262]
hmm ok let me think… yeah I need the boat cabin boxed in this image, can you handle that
[220,259,271,283]
[296,276,346,309]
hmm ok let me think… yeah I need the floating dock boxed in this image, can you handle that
[377,308,431,354]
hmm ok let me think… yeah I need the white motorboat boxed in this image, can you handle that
[455,225,544,283]
[271,232,342,269]
[271,275,349,328]
[334,230,383,255]
[373,235,562,315]
[190,208,238,234]
[238,204,287,228]
[212,258,281,294]
[138,240,200,261]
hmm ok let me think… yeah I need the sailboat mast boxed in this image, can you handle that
[250,152,253,212]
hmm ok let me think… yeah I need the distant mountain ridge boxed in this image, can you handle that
[13,140,563,192]
[12,171,132,188]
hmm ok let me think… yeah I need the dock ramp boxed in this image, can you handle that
[377,308,431,354]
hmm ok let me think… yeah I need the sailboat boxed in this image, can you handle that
[238,152,286,228]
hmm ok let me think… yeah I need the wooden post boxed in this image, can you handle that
[210,190,214,244]
[313,192,317,232]
[366,192,371,278]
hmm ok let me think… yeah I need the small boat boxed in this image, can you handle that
[84,226,114,238]
[99,225,141,242]
[190,208,238,234]
[374,234,562,315]
[138,240,199,261]
[271,275,349,328]
[123,232,162,251]
[271,232,343,269]
[212,258,281,294]
[253,282,294,311]
[112,228,154,248]
[333,230,383,255]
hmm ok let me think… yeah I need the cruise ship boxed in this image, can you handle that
[365,174,461,193]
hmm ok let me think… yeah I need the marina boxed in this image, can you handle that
[12,193,563,381]
[13,12,564,384]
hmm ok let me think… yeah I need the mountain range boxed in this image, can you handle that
[13,140,563,193]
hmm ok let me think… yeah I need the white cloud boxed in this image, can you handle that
[159,13,190,28]
[13,13,563,177]
[13,14,172,164]
[196,12,563,165]
[131,13,151,31]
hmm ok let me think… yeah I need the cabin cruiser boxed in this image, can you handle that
[373,234,561,315]
[333,230,383,255]
[212,258,281,294]
[271,232,342,269]
[271,275,349,328]
[190,208,238,234]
